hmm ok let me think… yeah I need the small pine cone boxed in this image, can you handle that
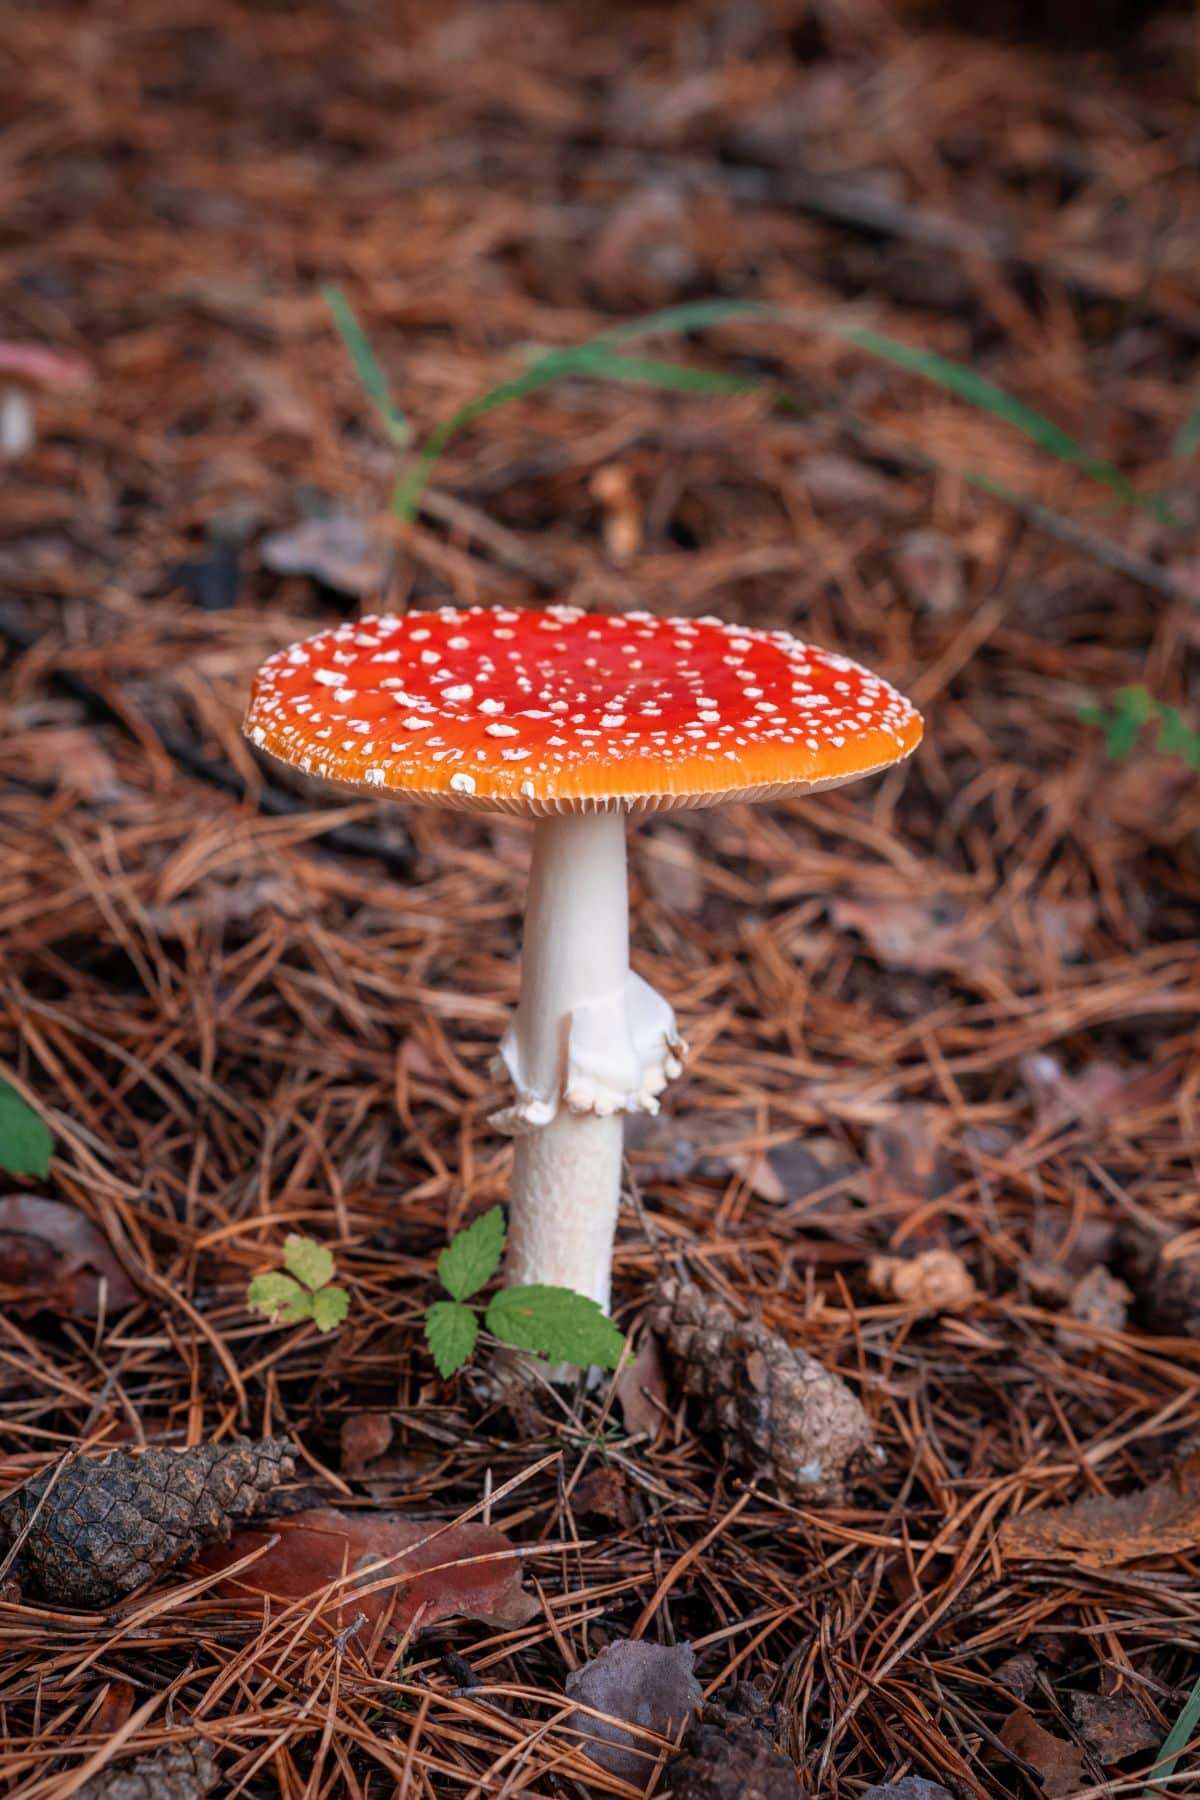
[75,1741,219,1800]
[650,1278,873,1503]
[666,1683,806,1800]
[0,1436,294,1608]
[1119,1222,1200,1337]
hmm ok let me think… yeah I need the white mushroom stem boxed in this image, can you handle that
[495,811,683,1312]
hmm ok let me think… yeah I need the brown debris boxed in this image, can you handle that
[194,1506,538,1649]
[867,1247,977,1314]
[1120,1220,1200,1338]
[998,1707,1088,1798]
[0,1195,138,1318]
[339,1412,395,1477]
[666,1683,805,1800]
[999,1452,1200,1567]
[75,1742,219,1800]
[1054,1263,1131,1351]
[614,1329,671,1438]
[860,1781,953,1800]
[1069,1689,1160,1763]
[0,1438,294,1608]
[650,1277,874,1503]
[564,1638,703,1785]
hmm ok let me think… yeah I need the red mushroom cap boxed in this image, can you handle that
[244,606,922,814]
[0,341,92,390]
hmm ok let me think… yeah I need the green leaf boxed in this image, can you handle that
[0,1080,53,1178]
[424,1301,478,1378]
[485,1285,627,1371]
[1154,702,1200,766]
[284,1234,336,1293]
[437,1205,506,1301]
[247,1271,314,1324]
[323,284,410,448]
[310,1285,350,1332]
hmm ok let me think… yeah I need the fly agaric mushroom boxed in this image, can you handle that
[244,606,922,1311]
[0,340,91,460]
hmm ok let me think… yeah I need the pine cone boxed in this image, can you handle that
[666,1683,805,1799]
[1119,1222,1200,1338]
[0,1437,294,1608]
[649,1278,873,1503]
[75,1742,219,1800]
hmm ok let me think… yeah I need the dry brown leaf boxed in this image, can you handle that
[832,894,1000,977]
[195,1507,537,1648]
[90,1679,136,1738]
[999,1454,1200,1566]
[868,1247,977,1314]
[1069,1690,1159,1763]
[998,1708,1088,1797]
[0,1196,138,1317]
[339,1413,394,1477]
[615,1330,670,1439]
[571,1466,634,1526]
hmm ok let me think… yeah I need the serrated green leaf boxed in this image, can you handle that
[310,1285,350,1332]
[424,1301,478,1378]
[485,1285,626,1371]
[247,1271,314,1324]
[284,1234,336,1293]
[437,1206,506,1301]
[0,1080,54,1179]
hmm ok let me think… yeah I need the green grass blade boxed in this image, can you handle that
[322,285,410,448]
[598,297,772,343]
[840,323,1163,518]
[550,345,759,395]
[372,290,1164,525]
[1141,1667,1200,1797]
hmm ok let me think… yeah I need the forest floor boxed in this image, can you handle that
[2,1,1199,1794]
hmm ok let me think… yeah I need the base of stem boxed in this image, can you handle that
[505,1109,624,1313]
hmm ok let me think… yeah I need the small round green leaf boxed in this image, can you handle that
[284,1234,336,1293]
[437,1206,506,1301]
[247,1272,313,1324]
[424,1301,478,1378]
[310,1285,350,1332]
